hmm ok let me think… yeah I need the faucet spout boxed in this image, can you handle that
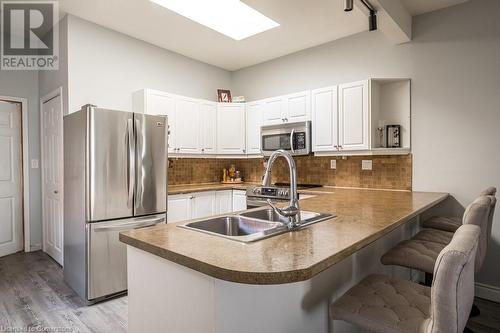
[262,150,301,229]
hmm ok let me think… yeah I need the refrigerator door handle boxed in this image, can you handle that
[93,217,165,232]
[127,119,135,208]
[135,118,143,209]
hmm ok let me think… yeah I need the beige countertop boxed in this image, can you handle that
[120,188,448,284]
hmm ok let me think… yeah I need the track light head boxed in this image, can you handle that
[344,0,353,12]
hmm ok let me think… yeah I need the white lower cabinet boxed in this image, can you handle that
[191,191,216,219]
[168,190,247,222]
[167,194,192,223]
[232,190,247,212]
[215,190,233,214]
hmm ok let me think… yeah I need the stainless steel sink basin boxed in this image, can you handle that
[240,208,334,227]
[179,216,287,242]
[179,208,335,243]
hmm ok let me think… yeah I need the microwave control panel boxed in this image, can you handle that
[293,132,306,150]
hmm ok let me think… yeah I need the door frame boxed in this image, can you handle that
[0,94,30,252]
[40,87,64,256]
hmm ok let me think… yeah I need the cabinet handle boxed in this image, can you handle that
[243,149,246,153]
[190,196,194,200]
[202,148,205,152]
[334,145,338,149]
[285,118,288,122]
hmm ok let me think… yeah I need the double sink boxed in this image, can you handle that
[179,207,334,243]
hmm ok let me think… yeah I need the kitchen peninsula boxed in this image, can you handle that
[120,188,447,333]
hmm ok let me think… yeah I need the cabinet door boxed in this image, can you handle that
[338,80,369,151]
[147,92,177,154]
[199,101,217,154]
[176,97,200,154]
[311,86,338,152]
[215,190,233,214]
[246,102,263,155]
[217,104,246,154]
[167,194,191,223]
[262,97,284,125]
[192,191,216,219]
[232,190,247,212]
[285,91,310,123]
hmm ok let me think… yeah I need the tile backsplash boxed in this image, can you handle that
[168,154,412,191]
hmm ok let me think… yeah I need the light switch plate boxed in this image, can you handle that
[31,159,39,169]
[330,160,336,169]
[361,160,373,171]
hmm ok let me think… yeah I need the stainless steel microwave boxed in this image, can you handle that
[261,121,311,156]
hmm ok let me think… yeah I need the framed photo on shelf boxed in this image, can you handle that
[217,89,232,103]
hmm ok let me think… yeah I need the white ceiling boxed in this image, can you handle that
[59,0,469,71]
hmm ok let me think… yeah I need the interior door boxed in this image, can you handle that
[41,95,64,264]
[0,100,23,257]
[89,108,133,221]
[134,113,167,216]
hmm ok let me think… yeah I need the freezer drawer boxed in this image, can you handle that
[87,214,165,301]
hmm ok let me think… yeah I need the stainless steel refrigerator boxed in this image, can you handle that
[63,104,168,303]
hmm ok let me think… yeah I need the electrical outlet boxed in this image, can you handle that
[330,159,336,169]
[31,159,39,169]
[361,160,373,171]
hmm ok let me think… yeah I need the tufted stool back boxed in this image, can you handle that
[426,224,480,333]
[461,195,496,271]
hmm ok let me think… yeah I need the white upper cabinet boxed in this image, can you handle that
[199,101,217,154]
[262,97,284,125]
[262,91,311,126]
[338,80,369,151]
[135,90,177,154]
[176,96,200,154]
[217,103,246,155]
[285,91,310,123]
[134,89,218,156]
[246,101,263,155]
[311,86,338,152]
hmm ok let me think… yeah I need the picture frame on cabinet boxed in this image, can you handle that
[217,89,232,103]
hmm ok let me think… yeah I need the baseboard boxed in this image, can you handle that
[475,282,500,303]
[27,244,42,252]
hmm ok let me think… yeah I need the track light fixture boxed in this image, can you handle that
[343,0,377,31]
[344,0,353,12]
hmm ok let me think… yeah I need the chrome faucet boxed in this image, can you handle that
[262,150,301,229]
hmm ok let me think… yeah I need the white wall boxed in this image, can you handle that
[231,0,500,288]
[0,70,42,250]
[66,15,232,113]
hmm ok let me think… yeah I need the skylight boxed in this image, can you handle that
[150,0,280,41]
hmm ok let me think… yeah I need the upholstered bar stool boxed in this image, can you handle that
[380,196,495,276]
[330,225,480,333]
[422,187,496,232]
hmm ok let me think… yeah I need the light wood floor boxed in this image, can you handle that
[1,251,499,333]
[0,251,127,332]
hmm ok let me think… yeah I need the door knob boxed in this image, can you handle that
[54,190,58,194]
